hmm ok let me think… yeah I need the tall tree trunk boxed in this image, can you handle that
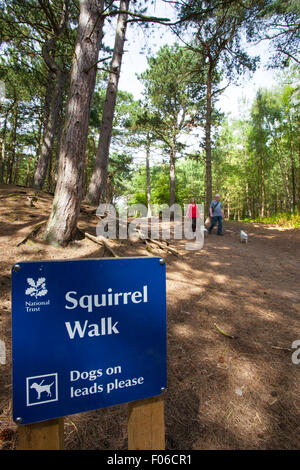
[146,134,151,217]
[205,65,213,215]
[83,148,89,196]
[169,135,176,210]
[42,67,55,136]
[33,70,68,189]
[298,137,300,211]
[32,80,53,186]
[7,103,19,184]
[246,182,251,217]
[45,0,105,245]
[288,115,296,212]
[25,156,33,187]
[47,145,54,192]
[298,119,300,211]
[0,107,9,183]
[291,156,296,212]
[86,0,130,205]
[33,1,69,189]
[276,151,290,206]
[34,70,67,189]
[54,98,65,188]
[13,149,20,185]
[276,191,279,212]
[260,152,265,218]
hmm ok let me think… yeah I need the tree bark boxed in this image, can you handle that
[260,152,265,218]
[288,114,296,212]
[0,107,9,184]
[86,0,130,205]
[33,1,70,189]
[146,134,151,217]
[246,182,251,218]
[7,103,19,184]
[169,135,176,210]
[33,69,67,189]
[291,156,296,212]
[32,70,54,186]
[45,0,105,245]
[298,121,300,211]
[205,64,213,216]
[196,16,238,217]
[54,85,67,187]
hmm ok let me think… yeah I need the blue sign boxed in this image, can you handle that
[11,257,167,425]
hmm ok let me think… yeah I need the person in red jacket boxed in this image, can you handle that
[187,197,199,232]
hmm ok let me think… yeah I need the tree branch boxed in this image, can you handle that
[37,0,59,33]
[84,55,113,74]
[101,9,171,25]
[276,48,300,64]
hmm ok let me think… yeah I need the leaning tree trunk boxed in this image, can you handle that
[45,0,105,245]
[86,0,130,205]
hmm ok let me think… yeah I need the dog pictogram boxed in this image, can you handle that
[26,373,58,406]
[30,379,54,400]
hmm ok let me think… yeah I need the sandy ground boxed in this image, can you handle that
[1,185,300,450]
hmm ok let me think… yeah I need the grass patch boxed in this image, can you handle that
[243,212,300,228]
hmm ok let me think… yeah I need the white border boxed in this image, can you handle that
[26,373,58,406]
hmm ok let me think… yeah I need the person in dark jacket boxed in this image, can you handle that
[208,194,224,235]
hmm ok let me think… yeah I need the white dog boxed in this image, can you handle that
[240,230,248,243]
[30,380,54,400]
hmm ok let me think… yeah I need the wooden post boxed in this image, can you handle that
[17,418,64,450]
[128,394,165,450]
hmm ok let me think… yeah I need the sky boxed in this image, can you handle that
[102,1,280,165]
[110,1,278,120]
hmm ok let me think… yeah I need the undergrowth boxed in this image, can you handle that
[243,212,300,228]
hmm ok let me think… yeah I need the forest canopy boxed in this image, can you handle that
[0,0,299,243]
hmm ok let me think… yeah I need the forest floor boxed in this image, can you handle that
[1,184,300,450]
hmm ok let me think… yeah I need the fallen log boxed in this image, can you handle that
[271,345,292,352]
[136,229,179,256]
[84,232,118,258]
[16,221,46,247]
[148,237,179,256]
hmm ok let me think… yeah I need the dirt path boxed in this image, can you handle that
[1,185,300,449]
[165,221,300,449]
